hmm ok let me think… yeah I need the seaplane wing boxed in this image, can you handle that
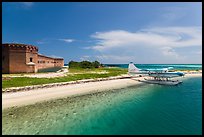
[128,62,185,78]
[148,72,185,78]
[142,67,174,72]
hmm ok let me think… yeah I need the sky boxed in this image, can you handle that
[2,2,202,64]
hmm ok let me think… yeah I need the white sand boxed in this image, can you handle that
[24,68,68,78]
[184,73,202,77]
[2,78,143,110]
[2,73,202,110]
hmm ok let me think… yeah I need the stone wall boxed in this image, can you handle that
[2,75,131,92]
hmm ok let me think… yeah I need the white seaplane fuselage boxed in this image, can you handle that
[128,63,185,85]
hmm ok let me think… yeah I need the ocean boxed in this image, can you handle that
[104,64,202,71]
[64,63,202,70]
[2,76,202,135]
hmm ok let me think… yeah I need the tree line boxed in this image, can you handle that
[68,60,103,69]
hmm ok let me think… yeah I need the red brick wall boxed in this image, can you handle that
[2,44,39,74]
[9,47,28,73]
[2,46,10,73]
[54,58,64,67]
[8,45,39,73]
[2,43,64,73]
[25,47,38,73]
[25,46,38,64]
[37,55,64,70]
[37,55,55,70]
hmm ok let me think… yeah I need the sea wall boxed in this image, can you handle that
[2,76,131,93]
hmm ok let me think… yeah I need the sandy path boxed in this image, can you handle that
[24,68,68,78]
[2,78,143,110]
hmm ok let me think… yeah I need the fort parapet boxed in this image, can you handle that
[2,43,64,73]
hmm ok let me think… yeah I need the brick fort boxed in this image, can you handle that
[2,43,64,73]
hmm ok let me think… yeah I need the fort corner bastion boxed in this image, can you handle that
[2,43,64,74]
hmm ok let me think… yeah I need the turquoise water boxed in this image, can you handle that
[64,64,202,70]
[104,64,202,70]
[2,77,202,135]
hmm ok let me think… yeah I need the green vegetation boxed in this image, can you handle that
[68,60,102,69]
[2,67,127,89]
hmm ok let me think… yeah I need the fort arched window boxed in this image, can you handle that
[30,57,33,62]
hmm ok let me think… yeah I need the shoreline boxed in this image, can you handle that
[2,73,202,110]
[2,78,144,110]
[183,73,202,77]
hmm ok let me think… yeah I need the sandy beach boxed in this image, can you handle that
[2,73,202,110]
[2,78,143,110]
[184,73,202,77]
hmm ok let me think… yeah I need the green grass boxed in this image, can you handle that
[2,67,127,89]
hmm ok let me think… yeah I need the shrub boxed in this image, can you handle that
[68,61,80,68]
[80,61,93,69]
[92,61,101,68]
[68,60,102,69]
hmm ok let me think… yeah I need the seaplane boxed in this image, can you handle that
[128,62,185,86]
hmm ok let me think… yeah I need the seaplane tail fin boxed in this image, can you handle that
[128,62,140,73]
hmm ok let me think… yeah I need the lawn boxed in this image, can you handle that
[2,67,127,89]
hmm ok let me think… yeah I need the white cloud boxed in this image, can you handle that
[87,26,202,64]
[161,47,180,58]
[59,39,75,43]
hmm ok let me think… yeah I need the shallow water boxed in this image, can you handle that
[104,64,202,70]
[2,77,202,135]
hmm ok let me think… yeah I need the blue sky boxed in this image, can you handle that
[2,2,202,64]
